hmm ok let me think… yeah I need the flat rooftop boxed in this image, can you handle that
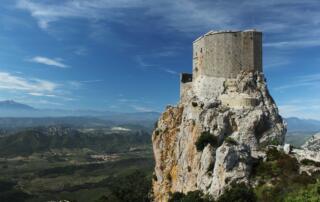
[193,29,261,43]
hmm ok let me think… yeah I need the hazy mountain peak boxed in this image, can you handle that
[0,100,35,110]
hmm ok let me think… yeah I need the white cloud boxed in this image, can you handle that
[28,92,57,97]
[0,71,57,92]
[118,98,139,103]
[164,69,179,75]
[22,99,64,106]
[30,56,68,68]
[264,39,320,48]
[279,104,320,120]
[74,47,88,56]
[135,55,180,75]
[278,98,320,120]
[274,74,320,91]
[131,105,154,112]
[135,55,154,68]
[15,0,320,50]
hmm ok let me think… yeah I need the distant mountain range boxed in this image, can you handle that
[1,100,320,133]
[0,100,160,119]
[284,117,320,147]
[285,117,320,132]
[0,100,160,131]
[0,100,35,111]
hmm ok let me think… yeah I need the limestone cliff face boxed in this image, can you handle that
[302,133,320,151]
[290,133,320,164]
[152,71,286,201]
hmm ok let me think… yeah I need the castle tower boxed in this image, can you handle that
[153,30,286,202]
[180,30,263,102]
[192,30,262,79]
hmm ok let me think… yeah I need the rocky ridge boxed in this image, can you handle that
[302,132,320,151]
[152,71,286,201]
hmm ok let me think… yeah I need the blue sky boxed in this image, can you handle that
[0,0,319,119]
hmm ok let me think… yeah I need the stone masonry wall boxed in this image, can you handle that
[193,30,262,80]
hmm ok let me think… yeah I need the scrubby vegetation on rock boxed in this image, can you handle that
[169,183,256,202]
[224,137,238,145]
[300,159,320,167]
[195,131,218,151]
[97,170,151,202]
[217,183,256,202]
[169,190,212,202]
[252,148,319,201]
[284,181,320,202]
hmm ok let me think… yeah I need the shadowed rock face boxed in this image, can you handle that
[152,30,286,202]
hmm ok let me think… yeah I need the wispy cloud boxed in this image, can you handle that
[274,74,320,91]
[15,0,320,49]
[0,71,57,92]
[118,98,139,103]
[28,92,57,97]
[131,105,154,112]
[164,69,179,75]
[0,71,78,104]
[264,39,320,48]
[74,47,88,56]
[30,56,69,68]
[278,97,320,120]
[27,92,75,102]
[135,55,154,69]
[20,98,64,107]
[67,80,103,90]
[135,55,179,75]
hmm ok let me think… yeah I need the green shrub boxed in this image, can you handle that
[252,147,319,202]
[300,159,320,167]
[169,190,213,202]
[254,184,282,202]
[169,192,185,202]
[98,169,151,202]
[270,139,281,146]
[284,181,320,202]
[266,147,283,161]
[195,131,218,151]
[253,148,299,180]
[291,172,316,186]
[217,183,257,202]
[224,137,238,145]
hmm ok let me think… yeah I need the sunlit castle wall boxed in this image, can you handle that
[190,30,263,100]
[193,30,262,79]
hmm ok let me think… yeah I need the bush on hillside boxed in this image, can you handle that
[195,131,218,151]
[169,190,213,202]
[217,183,257,202]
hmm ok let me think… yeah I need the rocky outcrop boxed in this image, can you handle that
[286,133,320,164]
[152,71,286,201]
[302,133,320,151]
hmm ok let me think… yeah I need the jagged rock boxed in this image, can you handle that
[283,143,292,154]
[152,30,286,201]
[301,133,320,151]
[209,143,251,198]
[292,148,320,163]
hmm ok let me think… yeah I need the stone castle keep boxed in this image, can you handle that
[181,30,263,108]
[152,30,286,201]
[193,30,262,79]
